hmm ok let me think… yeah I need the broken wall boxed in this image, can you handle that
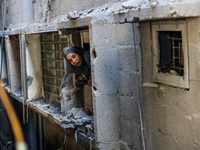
[140,17,200,150]
[90,21,143,149]
[4,0,200,150]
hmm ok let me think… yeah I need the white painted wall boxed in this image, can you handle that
[26,34,43,99]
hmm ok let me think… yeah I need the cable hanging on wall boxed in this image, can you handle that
[132,22,146,150]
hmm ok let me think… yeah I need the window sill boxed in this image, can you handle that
[10,91,23,103]
[153,72,189,89]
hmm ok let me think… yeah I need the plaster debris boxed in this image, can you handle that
[70,107,88,119]
[29,100,94,139]
[122,0,141,9]
[67,11,80,20]
[150,1,158,7]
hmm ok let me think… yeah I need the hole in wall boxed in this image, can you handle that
[92,47,97,59]
[93,86,97,91]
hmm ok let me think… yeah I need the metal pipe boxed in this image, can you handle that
[133,23,146,150]
[38,114,43,150]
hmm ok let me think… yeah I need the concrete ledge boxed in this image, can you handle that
[25,17,92,34]
[115,0,200,23]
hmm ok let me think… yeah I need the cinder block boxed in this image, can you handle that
[93,47,118,95]
[117,45,136,72]
[96,142,121,150]
[146,102,166,134]
[119,95,140,123]
[116,23,140,46]
[164,106,193,140]
[116,23,133,46]
[188,44,200,81]
[186,18,200,45]
[94,93,120,142]
[120,119,142,149]
[91,23,116,48]
[118,71,138,96]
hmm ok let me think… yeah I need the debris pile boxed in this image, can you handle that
[29,100,94,139]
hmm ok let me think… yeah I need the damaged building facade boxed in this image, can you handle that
[1,0,200,149]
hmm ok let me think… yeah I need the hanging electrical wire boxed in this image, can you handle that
[132,23,146,150]
[59,129,68,150]
[0,77,27,150]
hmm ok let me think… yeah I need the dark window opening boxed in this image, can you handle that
[158,31,184,76]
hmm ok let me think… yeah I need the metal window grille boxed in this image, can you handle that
[158,31,184,76]
[41,33,70,103]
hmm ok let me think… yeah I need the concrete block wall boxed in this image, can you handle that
[90,21,143,149]
[116,23,142,149]
[91,22,120,149]
[140,17,200,150]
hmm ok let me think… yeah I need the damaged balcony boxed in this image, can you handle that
[24,28,94,145]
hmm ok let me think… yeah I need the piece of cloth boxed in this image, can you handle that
[64,46,91,79]
[64,46,83,58]
[64,46,91,70]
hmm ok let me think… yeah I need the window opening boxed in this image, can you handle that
[41,33,69,104]
[152,21,189,89]
[0,37,9,87]
[6,35,22,95]
[158,31,184,76]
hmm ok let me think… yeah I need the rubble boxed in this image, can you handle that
[29,100,94,139]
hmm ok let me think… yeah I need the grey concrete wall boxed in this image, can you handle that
[140,17,200,150]
[6,0,126,29]
[91,22,120,149]
[116,23,142,150]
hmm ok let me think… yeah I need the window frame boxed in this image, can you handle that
[152,21,189,89]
